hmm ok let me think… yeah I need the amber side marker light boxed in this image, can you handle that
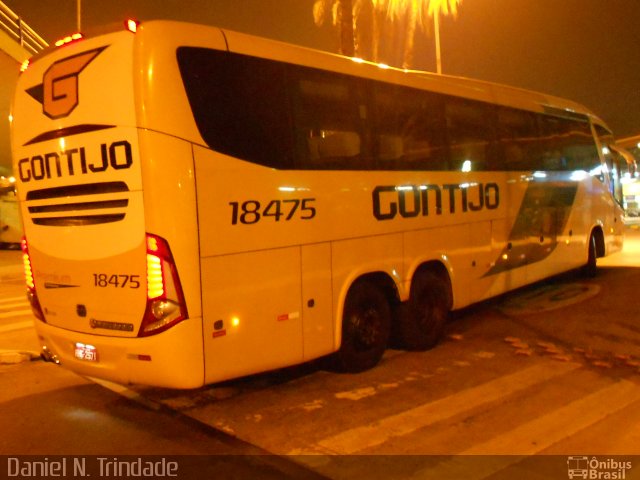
[54,32,83,47]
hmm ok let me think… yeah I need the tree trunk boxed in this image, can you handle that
[337,0,355,57]
[353,0,373,61]
[402,3,418,69]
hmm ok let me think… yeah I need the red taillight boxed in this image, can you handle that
[139,233,188,337]
[20,237,45,322]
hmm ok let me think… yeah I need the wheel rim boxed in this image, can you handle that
[347,303,383,351]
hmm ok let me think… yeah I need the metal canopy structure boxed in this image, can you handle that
[0,1,47,176]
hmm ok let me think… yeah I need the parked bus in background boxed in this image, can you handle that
[610,145,639,220]
[11,20,624,388]
[614,136,640,221]
[0,178,21,248]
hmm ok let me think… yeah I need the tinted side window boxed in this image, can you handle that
[539,116,600,172]
[178,46,601,175]
[373,84,447,170]
[445,98,496,171]
[594,124,614,148]
[496,107,542,171]
[594,124,620,198]
[177,47,294,168]
[290,68,367,169]
[608,149,625,204]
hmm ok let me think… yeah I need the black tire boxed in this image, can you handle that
[329,280,391,373]
[582,233,597,278]
[396,270,449,351]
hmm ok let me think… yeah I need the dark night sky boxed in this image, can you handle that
[5,0,640,137]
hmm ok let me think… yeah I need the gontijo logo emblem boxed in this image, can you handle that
[26,46,107,119]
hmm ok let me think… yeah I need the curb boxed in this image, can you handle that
[0,350,41,365]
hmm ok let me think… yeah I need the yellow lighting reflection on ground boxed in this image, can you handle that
[599,225,640,267]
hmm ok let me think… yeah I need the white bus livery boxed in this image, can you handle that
[12,20,624,388]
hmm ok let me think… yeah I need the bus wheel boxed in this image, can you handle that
[330,280,391,373]
[582,233,598,278]
[397,270,449,351]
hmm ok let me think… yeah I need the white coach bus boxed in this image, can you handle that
[11,20,624,388]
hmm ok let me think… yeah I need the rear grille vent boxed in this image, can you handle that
[26,182,128,200]
[26,182,130,227]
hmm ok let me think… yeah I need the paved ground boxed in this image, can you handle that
[1,227,639,480]
[0,247,21,276]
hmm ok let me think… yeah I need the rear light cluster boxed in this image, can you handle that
[21,234,187,336]
[21,19,139,74]
[53,19,138,47]
[54,32,83,47]
[139,233,188,336]
[21,238,45,322]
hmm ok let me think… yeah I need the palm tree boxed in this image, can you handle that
[313,0,355,57]
[313,0,462,71]
[427,0,462,73]
[387,0,462,70]
[353,0,375,61]
[314,0,385,62]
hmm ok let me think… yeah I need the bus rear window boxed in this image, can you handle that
[177,47,295,169]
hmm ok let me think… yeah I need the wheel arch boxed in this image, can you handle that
[409,259,454,311]
[334,270,401,350]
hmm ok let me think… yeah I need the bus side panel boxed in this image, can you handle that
[301,243,334,361]
[525,178,592,283]
[200,248,303,384]
[403,223,472,309]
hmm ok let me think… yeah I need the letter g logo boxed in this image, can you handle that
[27,46,107,119]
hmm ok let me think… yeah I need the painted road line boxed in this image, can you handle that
[0,320,34,332]
[0,310,33,320]
[0,302,30,310]
[462,378,640,455]
[0,296,28,305]
[314,361,581,454]
[416,379,640,480]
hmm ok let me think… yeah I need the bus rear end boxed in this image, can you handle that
[11,23,204,388]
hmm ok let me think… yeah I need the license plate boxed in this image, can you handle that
[74,342,99,362]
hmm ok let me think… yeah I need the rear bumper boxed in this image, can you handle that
[33,316,205,389]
